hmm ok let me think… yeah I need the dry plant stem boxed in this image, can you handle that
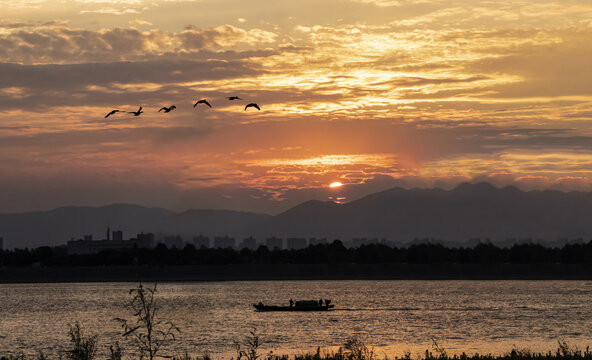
[114,283,180,360]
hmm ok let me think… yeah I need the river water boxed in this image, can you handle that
[1,281,591,359]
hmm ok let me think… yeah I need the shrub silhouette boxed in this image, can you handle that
[114,283,180,360]
[65,323,97,360]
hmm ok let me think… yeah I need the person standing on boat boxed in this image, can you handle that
[319,299,323,307]
[289,299,294,307]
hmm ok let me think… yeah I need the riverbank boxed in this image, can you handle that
[1,339,591,360]
[3,263,592,283]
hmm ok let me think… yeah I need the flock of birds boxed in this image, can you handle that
[104,96,260,118]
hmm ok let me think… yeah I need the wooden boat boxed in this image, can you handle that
[253,300,334,312]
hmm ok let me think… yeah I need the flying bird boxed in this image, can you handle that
[129,106,143,116]
[104,109,121,118]
[158,105,176,113]
[226,96,241,100]
[193,99,212,108]
[244,103,260,111]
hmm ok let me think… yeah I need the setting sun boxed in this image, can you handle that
[329,181,343,188]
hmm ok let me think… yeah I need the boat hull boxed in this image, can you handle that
[253,304,334,312]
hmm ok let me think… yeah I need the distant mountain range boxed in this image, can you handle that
[3,182,592,248]
[0,205,269,249]
[250,182,592,242]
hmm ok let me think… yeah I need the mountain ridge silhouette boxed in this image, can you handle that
[3,182,592,248]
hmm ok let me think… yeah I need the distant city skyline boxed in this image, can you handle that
[64,227,334,254]
[1,0,592,214]
[5,182,592,249]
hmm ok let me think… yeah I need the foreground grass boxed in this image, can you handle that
[3,338,592,360]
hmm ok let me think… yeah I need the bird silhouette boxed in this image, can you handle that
[158,105,176,113]
[194,99,212,108]
[104,110,121,118]
[244,103,260,111]
[226,96,241,100]
[129,106,143,116]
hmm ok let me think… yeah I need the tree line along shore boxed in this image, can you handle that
[4,241,592,281]
[4,241,592,267]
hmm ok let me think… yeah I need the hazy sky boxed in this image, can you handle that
[1,0,592,214]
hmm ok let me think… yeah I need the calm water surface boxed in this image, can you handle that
[1,281,591,358]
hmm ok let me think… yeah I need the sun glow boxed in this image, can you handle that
[329,181,343,188]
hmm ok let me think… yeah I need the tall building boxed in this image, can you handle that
[265,237,283,250]
[287,237,307,250]
[112,230,123,241]
[239,236,257,250]
[213,236,235,249]
[193,235,210,249]
[136,233,155,249]
[164,235,184,249]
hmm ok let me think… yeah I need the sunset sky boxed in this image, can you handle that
[1,0,592,214]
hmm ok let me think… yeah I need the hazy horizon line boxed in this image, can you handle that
[4,179,592,216]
